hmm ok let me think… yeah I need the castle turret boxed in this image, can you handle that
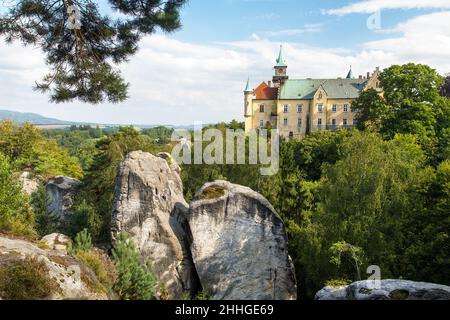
[244,77,254,133]
[273,45,288,87]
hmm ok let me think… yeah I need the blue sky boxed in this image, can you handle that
[175,0,420,47]
[1,0,450,125]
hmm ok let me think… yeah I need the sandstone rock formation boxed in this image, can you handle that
[19,171,40,195]
[188,180,297,300]
[0,235,109,300]
[315,280,450,300]
[41,233,72,255]
[46,176,81,220]
[110,151,199,299]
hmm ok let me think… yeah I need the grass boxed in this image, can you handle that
[0,256,60,300]
[197,185,227,200]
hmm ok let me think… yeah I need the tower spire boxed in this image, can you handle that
[346,65,354,79]
[275,45,287,67]
[244,77,252,93]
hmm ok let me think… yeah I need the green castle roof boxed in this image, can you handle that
[279,78,367,100]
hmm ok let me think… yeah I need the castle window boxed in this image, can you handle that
[332,104,337,113]
[332,119,336,127]
[260,120,264,128]
[343,104,349,113]
[260,104,265,113]
[353,119,358,126]
[297,105,303,113]
[343,119,348,126]
[298,118,302,128]
[318,104,324,113]
[284,118,288,126]
[318,118,322,126]
[284,105,289,113]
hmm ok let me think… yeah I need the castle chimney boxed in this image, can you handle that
[268,81,272,87]
[359,75,363,79]
[367,72,370,79]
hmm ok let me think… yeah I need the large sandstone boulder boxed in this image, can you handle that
[0,235,109,300]
[188,180,297,300]
[315,280,450,300]
[46,176,81,220]
[110,151,199,299]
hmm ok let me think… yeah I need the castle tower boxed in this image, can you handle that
[273,45,288,87]
[244,77,254,133]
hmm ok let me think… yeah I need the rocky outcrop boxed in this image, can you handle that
[41,233,72,255]
[188,180,297,300]
[0,234,109,300]
[19,171,40,195]
[110,151,199,299]
[46,176,81,220]
[315,280,450,300]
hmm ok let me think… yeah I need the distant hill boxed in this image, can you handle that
[0,110,75,125]
[0,109,209,130]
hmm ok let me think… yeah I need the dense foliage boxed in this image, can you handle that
[31,183,60,237]
[0,153,35,236]
[0,120,82,178]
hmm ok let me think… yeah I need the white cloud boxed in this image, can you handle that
[324,0,450,15]
[364,11,450,67]
[256,24,323,38]
[1,12,450,125]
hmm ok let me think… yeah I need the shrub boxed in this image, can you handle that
[75,249,116,290]
[66,199,102,241]
[0,256,60,300]
[71,229,93,253]
[0,154,35,237]
[194,290,210,300]
[31,183,60,237]
[112,233,157,300]
[67,229,93,256]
